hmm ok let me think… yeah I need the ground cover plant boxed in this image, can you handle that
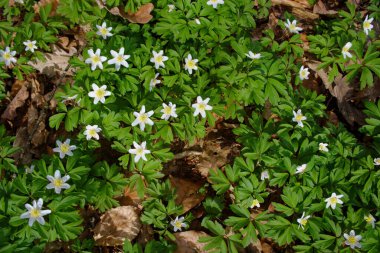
[0,0,380,252]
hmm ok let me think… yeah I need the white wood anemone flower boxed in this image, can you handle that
[260,170,269,181]
[292,109,307,128]
[128,141,151,163]
[325,192,344,209]
[170,216,187,232]
[15,0,24,3]
[108,47,130,71]
[285,19,303,34]
[150,73,161,91]
[299,66,310,81]
[363,15,373,35]
[23,40,37,53]
[364,214,376,228]
[192,96,212,118]
[132,105,154,131]
[85,49,107,71]
[84,125,102,140]
[319,143,329,152]
[245,51,261,60]
[295,164,307,174]
[20,198,51,227]
[46,170,70,194]
[168,4,175,12]
[150,50,168,69]
[0,47,17,67]
[184,54,198,74]
[25,165,35,174]
[88,83,111,104]
[195,18,201,25]
[343,230,362,249]
[207,0,224,8]
[373,158,380,166]
[53,139,77,159]
[297,212,310,230]
[342,42,352,59]
[161,102,178,120]
[250,199,260,209]
[96,22,113,39]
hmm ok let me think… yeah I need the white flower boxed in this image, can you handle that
[96,22,113,39]
[85,49,107,71]
[46,170,70,194]
[195,18,201,25]
[88,83,111,104]
[364,214,376,228]
[299,66,310,81]
[23,40,37,53]
[20,198,51,227]
[150,50,168,69]
[250,199,260,209]
[0,47,17,67]
[344,230,362,249]
[15,0,24,3]
[192,96,212,118]
[161,102,178,120]
[373,158,380,165]
[324,192,344,209]
[342,42,352,59]
[319,143,329,152]
[297,212,311,230]
[296,164,307,174]
[84,125,102,140]
[168,4,175,12]
[184,54,198,75]
[285,19,303,34]
[25,165,34,174]
[150,73,161,91]
[108,47,130,71]
[52,139,77,159]
[128,141,151,163]
[170,216,187,232]
[207,0,224,8]
[132,106,154,131]
[363,15,373,35]
[292,109,307,128]
[261,170,269,180]
[245,51,261,60]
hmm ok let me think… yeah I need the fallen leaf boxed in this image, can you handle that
[33,0,59,16]
[1,85,29,122]
[271,0,311,9]
[13,127,32,165]
[313,0,337,15]
[10,79,27,97]
[94,206,142,246]
[169,176,206,213]
[174,231,210,253]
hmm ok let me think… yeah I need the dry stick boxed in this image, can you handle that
[26,46,85,148]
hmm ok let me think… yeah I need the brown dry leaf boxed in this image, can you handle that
[1,85,29,122]
[174,231,210,253]
[9,0,15,7]
[33,0,59,16]
[28,44,76,80]
[169,176,206,213]
[94,206,142,246]
[292,7,319,20]
[271,0,311,9]
[313,0,337,16]
[10,79,27,97]
[136,224,154,246]
[261,240,274,253]
[13,127,32,164]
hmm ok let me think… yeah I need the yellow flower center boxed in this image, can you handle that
[251,199,259,207]
[347,236,356,244]
[289,24,296,31]
[364,22,371,29]
[60,143,70,153]
[3,52,11,60]
[117,55,123,62]
[136,147,144,155]
[342,47,349,53]
[30,208,41,218]
[300,219,308,226]
[100,28,108,35]
[53,178,63,187]
[211,0,217,2]
[375,158,380,164]
[198,104,206,110]
[155,55,163,63]
[95,89,105,98]
[175,221,182,229]
[365,216,373,223]
[92,55,100,63]
[139,114,148,122]
[88,129,97,136]
[301,70,307,77]
[330,197,337,204]
[295,114,303,121]
[28,43,34,49]
[164,106,172,115]
[187,60,196,68]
